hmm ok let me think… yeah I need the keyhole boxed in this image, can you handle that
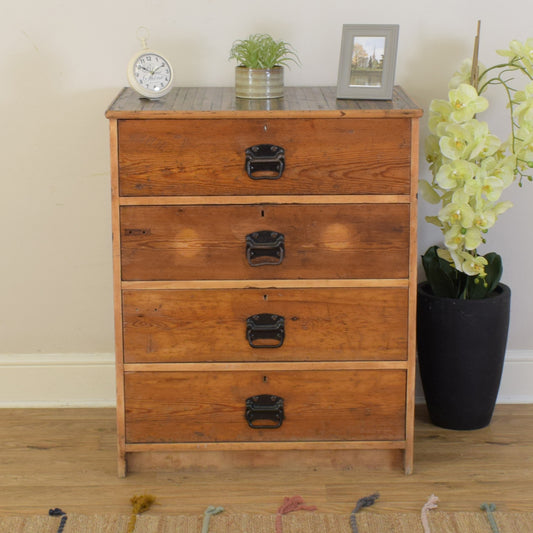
[263,294,268,301]
[263,376,268,383]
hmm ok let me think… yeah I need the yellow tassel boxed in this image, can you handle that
[127,494,156,533]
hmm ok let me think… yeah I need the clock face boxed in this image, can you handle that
[128,51,173,98]
[134,53,172,92]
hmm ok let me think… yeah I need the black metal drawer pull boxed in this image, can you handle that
[245,231,285,266]
[245,394,285,429]
[246,313,285,348]
[245,144,285,180]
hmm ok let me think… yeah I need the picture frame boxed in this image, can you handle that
[336,24,399,100]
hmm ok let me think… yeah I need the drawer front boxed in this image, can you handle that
[120,204,410,280]
[124,370,406,443]
[117,118,412,196]
[122,287,408,363]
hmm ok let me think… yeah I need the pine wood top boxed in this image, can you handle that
[105,86,423,119]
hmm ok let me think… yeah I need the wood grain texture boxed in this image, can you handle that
[117,118,412,196]
[105,86,423,119]
[0,405,531,515]
[119,204,410,281]
[124,369,406,443]
[122,287,408,363]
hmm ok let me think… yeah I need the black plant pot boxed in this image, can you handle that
[417,282,511,430]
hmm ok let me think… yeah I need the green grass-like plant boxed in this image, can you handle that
[229,33,300,69]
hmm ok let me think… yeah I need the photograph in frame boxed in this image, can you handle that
[336,24,399,100]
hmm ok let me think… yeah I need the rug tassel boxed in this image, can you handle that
[481,503,501,533]
[275,496,317,533]
[350,493,379,533]
[126,494,156,533]
[421,494,439,533]
[201,505,224,533]
[49,508,68,533]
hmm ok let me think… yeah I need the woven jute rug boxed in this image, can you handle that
[2,511,533,533]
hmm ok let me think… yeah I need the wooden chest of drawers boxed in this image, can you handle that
[106,86,422,476]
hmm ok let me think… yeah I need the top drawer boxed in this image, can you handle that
[117,118,412,196]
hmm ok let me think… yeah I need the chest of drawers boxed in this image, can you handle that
[106,86,422,476]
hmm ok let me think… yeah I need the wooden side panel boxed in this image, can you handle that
[122,287,408,362]
[109,118,127,477]
[117,118,412,196]
[120,204,410,281]
[124,370,406,443]
[405,115,421,474]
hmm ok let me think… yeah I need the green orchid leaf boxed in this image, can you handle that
[483,252,503,293]
[465,275,489,299]
[421,246,463,298]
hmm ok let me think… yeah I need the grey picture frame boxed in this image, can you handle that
[336,24,399,100]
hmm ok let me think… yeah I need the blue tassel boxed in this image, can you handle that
[350,493,379,533]
[49,508,67,533]
[481,503,500,533]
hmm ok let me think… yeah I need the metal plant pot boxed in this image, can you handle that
[235,66,284,99]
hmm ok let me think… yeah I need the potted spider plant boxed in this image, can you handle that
[229,33,300,99]
[418,28,533,430]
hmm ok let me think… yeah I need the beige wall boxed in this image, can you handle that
[3,0,533,363]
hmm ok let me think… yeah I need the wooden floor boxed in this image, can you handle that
[0,405,532,516]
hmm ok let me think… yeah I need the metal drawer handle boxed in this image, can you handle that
[245,394,285,429]
[245,231,285,266]
[246,314,285,348]
[245,144,285,180]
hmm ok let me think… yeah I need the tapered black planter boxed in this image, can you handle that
[417,282,511,430]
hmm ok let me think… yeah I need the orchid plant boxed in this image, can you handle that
[420,37,533,299]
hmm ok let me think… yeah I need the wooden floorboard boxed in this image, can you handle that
[0,405,532,515]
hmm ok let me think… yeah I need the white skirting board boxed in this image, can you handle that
[0,353,116,407]
[0,351,532,407]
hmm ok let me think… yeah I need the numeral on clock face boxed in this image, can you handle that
[134,53,171,92]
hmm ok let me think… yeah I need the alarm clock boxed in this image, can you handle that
[127,27,173,99]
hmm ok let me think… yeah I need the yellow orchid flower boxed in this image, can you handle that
[480,176,505,201]
[458,251,489,277]
[439,122,475,160]
[497,38,533,76]
[444,224,482,251]
[436,247,453,263]
[473,209,496,231]
[435,160,477,190]
[448,84,489,123]
[513,83,533,123]
[481,156,516,188]
[438,202,475,227]
[449,59,476,89]
[428,99,452,133]
[419,179,441,204]
[493,201,513,216]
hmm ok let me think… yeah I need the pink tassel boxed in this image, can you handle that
[421,494,439,533]
[275,496,317,533]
